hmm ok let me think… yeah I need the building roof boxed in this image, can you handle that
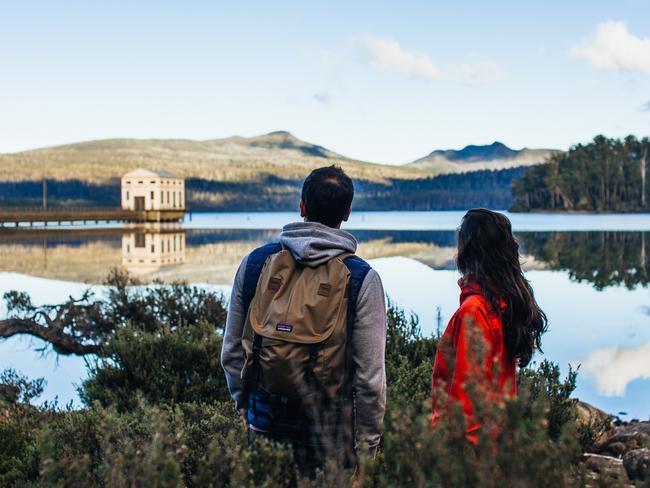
[122,168,180,179]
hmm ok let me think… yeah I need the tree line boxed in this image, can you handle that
[0,168,525,211]
[512,135,650,212]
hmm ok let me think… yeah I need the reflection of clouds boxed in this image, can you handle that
[583,342,650,396]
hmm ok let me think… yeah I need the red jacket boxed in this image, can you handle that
[431,278,516,441]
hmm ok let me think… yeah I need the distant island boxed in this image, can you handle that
[408,141,558,174]
[513,135,650,212]
[0,132,555,212]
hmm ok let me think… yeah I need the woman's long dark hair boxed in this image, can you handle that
[456,208,547,367]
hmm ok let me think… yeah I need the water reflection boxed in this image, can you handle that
[122,227,185,275]
[2,228,650,289]
[583,342,650,397]
[520,232,650,290]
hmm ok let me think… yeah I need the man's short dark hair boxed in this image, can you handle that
[301,165,354,227]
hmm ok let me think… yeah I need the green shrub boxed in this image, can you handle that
[81,321,229,410]
[385,301,437,410]
[0,281,591,486]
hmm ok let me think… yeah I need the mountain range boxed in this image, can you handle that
[0,131,557,183]
[408,141,558,173]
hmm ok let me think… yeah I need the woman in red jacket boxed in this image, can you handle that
[431,209,547,442]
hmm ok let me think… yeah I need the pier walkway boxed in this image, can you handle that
[0,208,185,226]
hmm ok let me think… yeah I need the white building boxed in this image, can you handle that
[121,169,185,211]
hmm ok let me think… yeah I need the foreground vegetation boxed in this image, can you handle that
[513,135,650,212]
[0,271,639,486]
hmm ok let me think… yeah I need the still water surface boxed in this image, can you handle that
[1,211,649,419]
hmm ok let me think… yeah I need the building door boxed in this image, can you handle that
[134,196,145,211]
[135,232,146,248]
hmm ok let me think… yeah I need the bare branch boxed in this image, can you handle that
[0,318,102,356]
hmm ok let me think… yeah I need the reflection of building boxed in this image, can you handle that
[122,228,186,275]
[121,169,185,211]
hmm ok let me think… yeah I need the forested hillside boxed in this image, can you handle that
[512,135,650,212]
[0,167,527,211]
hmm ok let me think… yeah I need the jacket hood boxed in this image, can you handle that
[279,221,357,267]
[458,276,506,312]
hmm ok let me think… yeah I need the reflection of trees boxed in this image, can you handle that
[519,232,650,290]
[6,227,650,290]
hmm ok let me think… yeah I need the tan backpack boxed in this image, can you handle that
[241,249,354,408]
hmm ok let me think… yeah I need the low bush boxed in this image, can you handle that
[0,278,591,486]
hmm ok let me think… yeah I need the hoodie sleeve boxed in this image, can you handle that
[220,254,249,410]
[350,268,387,452]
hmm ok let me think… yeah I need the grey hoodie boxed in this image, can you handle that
[220,221,387,449]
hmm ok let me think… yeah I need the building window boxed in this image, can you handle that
[151,244,155,253]
[126,191,129,200]
[150,190,154,201]
[125,180,131,184]
[161,192,163,203]
[138,181,143,184]
[167,191,170,204]
[173,191,176,208]
[135,233,145,248]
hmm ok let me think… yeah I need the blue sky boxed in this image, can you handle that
[1,0,649,163]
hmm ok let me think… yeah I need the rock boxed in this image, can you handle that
[613,421,650,441]
[582,453,630,484]
[607,431,650,451]
[596,421,650,456]
[623,448,650,481]
[576,401,615,448]
[604,441,626,457]
[577,401,611,426]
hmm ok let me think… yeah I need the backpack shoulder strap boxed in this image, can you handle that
[242,241,283,315]
[340,254,372,446]
[341,255,372,330]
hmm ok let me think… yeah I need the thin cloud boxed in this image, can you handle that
[358,35,440,80]
[317,49,343,69]
[641,101,650,112]
[443,61,504,85]
[570,21,650,75]
[313,92,331,105]
[357,35,503,85]
[582,341,650,396]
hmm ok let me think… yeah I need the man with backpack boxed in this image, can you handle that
[221,165,386,473]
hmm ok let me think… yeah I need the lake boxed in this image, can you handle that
[1,211,649,420]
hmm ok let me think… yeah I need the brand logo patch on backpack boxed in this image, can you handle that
[276,323,293,333]
[268,277,282,291]
[317,283,332,297]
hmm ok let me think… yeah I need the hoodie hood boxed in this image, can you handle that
[279,221,357,267]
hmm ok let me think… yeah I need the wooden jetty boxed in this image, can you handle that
[0,208,185,227]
